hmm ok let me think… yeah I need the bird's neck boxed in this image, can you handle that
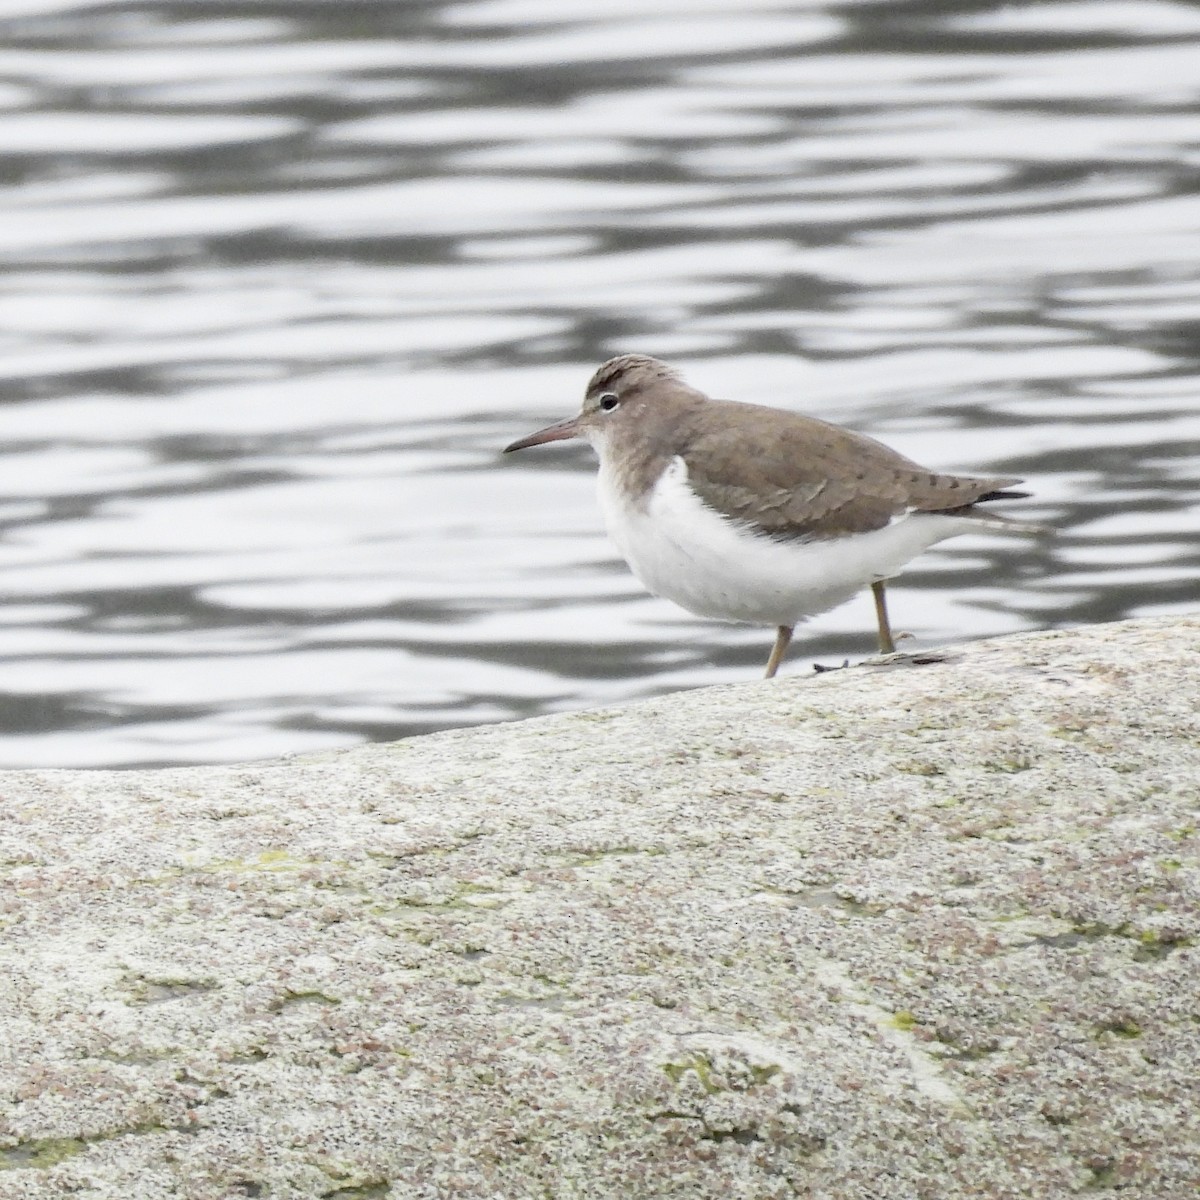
[593,391,706,513]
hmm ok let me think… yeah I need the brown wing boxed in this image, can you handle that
[680,400,1023,541]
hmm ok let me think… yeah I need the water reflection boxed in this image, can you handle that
[0,0,1196,766]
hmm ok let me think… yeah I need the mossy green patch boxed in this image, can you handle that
[320,1166,391,1198]
[982,755,1033,774]
[1133,929,1193,961]
[662,1054,720,1095]
[1095,1018,1141,1040]
[193,849,333,875]
[0,1137,86,1170]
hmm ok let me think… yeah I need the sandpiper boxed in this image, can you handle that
[505,355,1038,677]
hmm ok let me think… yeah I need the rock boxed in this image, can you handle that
[1,616,1198,1199]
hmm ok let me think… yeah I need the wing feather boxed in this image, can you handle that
[679,401,1023,540]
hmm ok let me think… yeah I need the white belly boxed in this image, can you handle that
[597,455,977,627]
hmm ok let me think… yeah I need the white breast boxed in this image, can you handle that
[597,454,977,627]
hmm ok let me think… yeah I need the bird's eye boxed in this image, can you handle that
[598,393,620,412]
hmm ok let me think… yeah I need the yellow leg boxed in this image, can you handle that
[764,625,793,678]
[872,580,896,655]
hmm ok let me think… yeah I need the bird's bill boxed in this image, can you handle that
[503,416,581,452]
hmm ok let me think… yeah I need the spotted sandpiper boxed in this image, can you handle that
[505,355,1039,678]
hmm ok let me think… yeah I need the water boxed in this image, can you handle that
[0,0,1196,768]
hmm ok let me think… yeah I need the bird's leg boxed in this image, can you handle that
[871,580,896,655]
[764,625,793,678]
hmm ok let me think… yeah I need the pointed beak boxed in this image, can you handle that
[503,415,581,453]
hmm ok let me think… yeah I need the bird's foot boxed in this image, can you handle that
[812,658,851,674]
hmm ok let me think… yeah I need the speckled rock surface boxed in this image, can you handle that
[1,616,1198,1199]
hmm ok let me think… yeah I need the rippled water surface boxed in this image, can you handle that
[0,0,1197,766]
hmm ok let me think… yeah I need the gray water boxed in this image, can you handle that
[0,0,1197,767]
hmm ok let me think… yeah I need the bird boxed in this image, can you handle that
[504,354,1040,678]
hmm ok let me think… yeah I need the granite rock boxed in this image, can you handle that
[1,616,1198,1199]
